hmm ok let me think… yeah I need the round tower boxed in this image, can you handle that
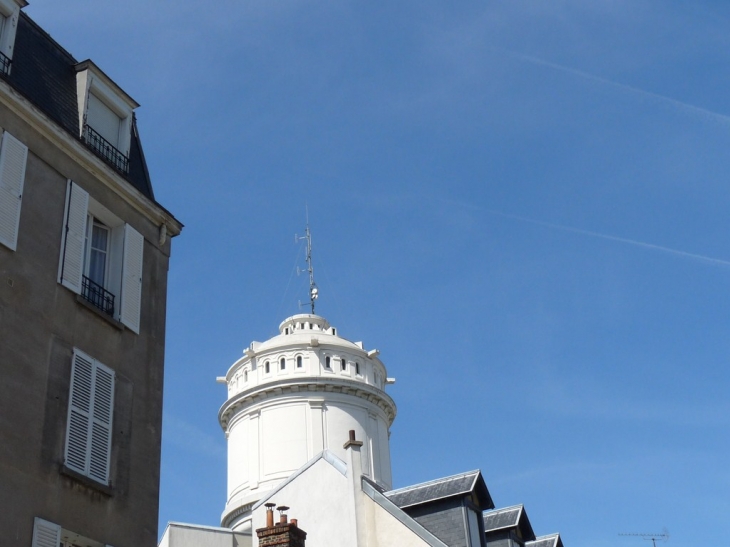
[218,313,397,531]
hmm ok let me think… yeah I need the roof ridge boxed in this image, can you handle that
[386,469,481,494]
[484,504,524,514]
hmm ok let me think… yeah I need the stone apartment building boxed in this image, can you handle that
[0,3,182,546]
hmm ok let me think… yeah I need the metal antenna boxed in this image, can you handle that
[295,211,318,314]
[619,528,669,547]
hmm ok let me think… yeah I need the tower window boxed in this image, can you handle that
[355,362,360,376]
[341,358,347,371]
[297,356,303,368]
[280,357,286,370]
[325,356,331,369]
[264,361,270,373]
[244,370,248,382]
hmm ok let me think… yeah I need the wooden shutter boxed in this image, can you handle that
[88,361,114,484]
[31,517,61,547]
[58,180,88,294]
[65,350,94,475]
[0,131,28,251]
[65,349,115,484]
[120,224,143,333]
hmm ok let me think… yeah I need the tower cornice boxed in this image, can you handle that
[219,376,397,430]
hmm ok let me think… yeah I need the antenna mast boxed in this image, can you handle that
[296,217,318,314]
[619,529,669,547]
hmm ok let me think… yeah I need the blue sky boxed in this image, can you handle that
[28,2,730,546]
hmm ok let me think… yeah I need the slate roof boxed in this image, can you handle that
[526,533,564,547]
[2,11,155,200]
[483,504,536,541]
[385,470,494,510]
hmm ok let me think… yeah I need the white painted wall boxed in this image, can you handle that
[159,523,250,547]
[362,495,434,547]
[250,456,357,546]
[248,449,433,547]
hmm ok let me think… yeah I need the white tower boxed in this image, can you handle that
[218,313,397,532]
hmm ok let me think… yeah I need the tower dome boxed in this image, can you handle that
[218,313,397,531]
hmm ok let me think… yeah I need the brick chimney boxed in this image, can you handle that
[256,504,307,547]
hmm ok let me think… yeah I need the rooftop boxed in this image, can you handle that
[385,470,494,510]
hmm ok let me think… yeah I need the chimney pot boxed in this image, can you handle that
[265,503,275,528]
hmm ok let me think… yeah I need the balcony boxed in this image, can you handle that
[82,123,129,175]
[81,275,115,317]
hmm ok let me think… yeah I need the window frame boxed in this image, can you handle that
[0,0,22,70]
[75,60,138,160]
[58,180,144,333]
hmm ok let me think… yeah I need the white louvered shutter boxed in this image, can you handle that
[58,181,88,294]
[120,223,143,333]
[65,350,115,484]
[88,361,114,484]
[65,350,94,475]
[31,517,61,547]
[0,131,28,251]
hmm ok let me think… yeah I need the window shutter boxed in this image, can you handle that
[88,361,114,484]
[65,349,94,475]
[31,517,61,547]
[120,223,143,333]
[58,180,88,294]
[65,350,115,484]
[0,131,28,251]
[87,92,121,147]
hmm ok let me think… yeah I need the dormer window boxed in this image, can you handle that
[0,0,24,76]
[75,60,138,175]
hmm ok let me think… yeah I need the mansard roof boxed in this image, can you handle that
[5,11,155,200]
[526,533,564,547]
[385,469,494,510]
[483,504,536,541]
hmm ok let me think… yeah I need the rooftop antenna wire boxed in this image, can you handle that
[619,529,669,547]
[295,208,318,314]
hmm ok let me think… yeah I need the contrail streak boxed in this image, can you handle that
[496,48,730,127]
[449,199,730,268]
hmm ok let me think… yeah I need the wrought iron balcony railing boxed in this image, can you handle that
[82,123,130,175]
[0,51,11,76]
[81,275,115,317]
